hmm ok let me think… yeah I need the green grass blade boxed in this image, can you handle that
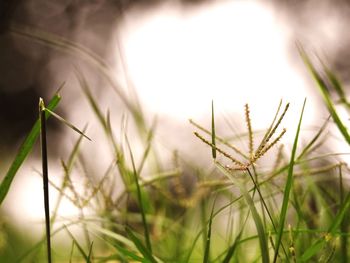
[125,227,157,263]
[109,242,144,262]
[51,126,86,226]
[301,192,350,261]
[216,163,270,263]
[0,91,61,206]
[125,136,153,254]
[297,116,330,160]
[43,108,91,141]
[137,120,157,175]
[88,223,134,248]
[329,192,350,234]
[222,212,248,263]
[222,231,242,263]
[211,100,217,159]
[203,198,216,263]
[65,226,89,261]
[273,98,306,263]
[69,241,74,263]
[300,240,324,262]
[322,62,350,107]
[87,242,93,263]
[184,195,244,263]
[75,70,108,131]
[299,47,350,144]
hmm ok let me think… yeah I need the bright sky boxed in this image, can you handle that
[119,0,315,130]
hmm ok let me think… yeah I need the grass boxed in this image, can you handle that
[0,89,61,206]
[0,28,349,262]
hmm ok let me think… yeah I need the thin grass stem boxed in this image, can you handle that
[39,98,52,263]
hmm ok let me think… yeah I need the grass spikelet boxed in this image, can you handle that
[245,103,254,160]
[189,119,248,159]
[255,103,289,158]
[257,103,288,151]
[253,128,287,162]
[194,132,246,168]
[194,102,288,171]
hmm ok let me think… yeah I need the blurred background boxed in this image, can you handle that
[2,0,350,147]
[0,0,349,260]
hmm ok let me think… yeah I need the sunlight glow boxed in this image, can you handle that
[119,0,315,130]
[3,160,82,231]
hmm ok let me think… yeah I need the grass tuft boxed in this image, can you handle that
[1,39,349,263]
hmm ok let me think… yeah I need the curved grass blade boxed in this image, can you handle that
[0,91,61,206]
[221,206,250,263]
[297,116,330,160]
[299,46,350,144]
[51,126,87,226]
[43,108,91,141]
[69,241,75,263]
[125,227,157,263]
[75,69,108,131]
[125,136,152,254]
[87,242,93,263]
[184,194,249,263]
[216,162,270,263]
[321,61,350,108]
[300,239,324,262]
[203,197,217,263]
[99,251,143,263]
[273,99,306,263]
[329,192,350,234]
[9,24,146,133]
[222,221,245,263]
[65,226,90,262]
[88,223,134,248]
[301,191,350,261]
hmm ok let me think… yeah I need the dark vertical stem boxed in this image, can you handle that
[211,100,216,159]
[39,98,52,263]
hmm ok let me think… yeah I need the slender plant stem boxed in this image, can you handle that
[39,98,52,263]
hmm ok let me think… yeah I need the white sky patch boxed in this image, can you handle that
[119,0,316,131]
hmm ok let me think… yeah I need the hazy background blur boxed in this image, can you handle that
[1,0,350,148]
[0,0,349,254]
